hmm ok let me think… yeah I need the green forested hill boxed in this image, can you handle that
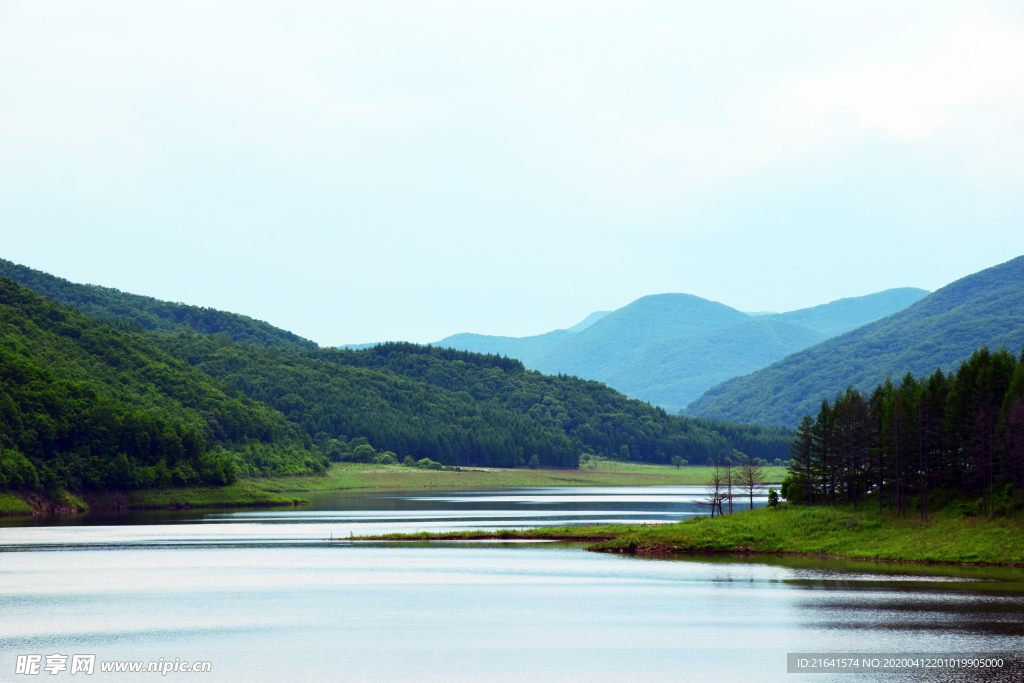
[686,256,1024,426]
[0,277,325,492]
[300,342,795,464]
[154,337,795,467]
[156,336,579,469]
[0,259,316,350]
[1,263,797,494]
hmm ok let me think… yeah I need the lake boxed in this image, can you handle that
[1,487,1022,682]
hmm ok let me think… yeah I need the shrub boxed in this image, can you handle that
[780,475,806,505]
[325,439,349,462]
[0,448,40,490]
[415,458,443,470]
[349,444,377,463]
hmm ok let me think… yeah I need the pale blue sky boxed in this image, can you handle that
[2,1,1023,344]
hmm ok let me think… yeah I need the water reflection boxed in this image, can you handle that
[0,486,764,548]
[1,487,1022,682]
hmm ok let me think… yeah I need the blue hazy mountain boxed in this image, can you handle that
[597,317,827,412]
[565,310,611,333]
[685,257,1024,426]
[431,288,929,412]
[771,287,930,338]
[430,308,610,367]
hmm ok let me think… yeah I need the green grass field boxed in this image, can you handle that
[356,505,1024,567]
[2,485,305,515]
[86,485,308,510]
[0,461,786,515]
[248,461,788,493]
[0,492,34,515]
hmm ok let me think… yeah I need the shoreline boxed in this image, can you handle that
[352,531,1024,568]
[1,462,785,516]
[345,505,1024,568]
[0,486,308,516]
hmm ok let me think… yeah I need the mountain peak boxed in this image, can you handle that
[685,256,1024,426]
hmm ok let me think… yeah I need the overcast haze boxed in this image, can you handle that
[2,1,1023,345]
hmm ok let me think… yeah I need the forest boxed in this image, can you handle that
[156,334,579,470]
[783,346,1024,517]
[327,343,796,463]
[0,277,327,492]
[156,337,795,469]
[1,270,795,494]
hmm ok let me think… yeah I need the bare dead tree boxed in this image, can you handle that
[700,461,724,518]
[738,456,767,510]
[724,459,734,515]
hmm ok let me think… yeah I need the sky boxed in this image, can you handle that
[2,1,1023,345]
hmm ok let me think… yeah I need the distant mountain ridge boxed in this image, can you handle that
[772,288,931,337]
[685,257,1024,426]
[566,311,611,333]
[598,316,827,410]
[531,294,750,382]
[431,287,929,412]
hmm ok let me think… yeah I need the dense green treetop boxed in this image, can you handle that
[153,337,794,467]
[687,256,1024,426]
[155,336,579,469]
[319,343,795,464]
[0,258,316,350]
[783,345,1024,516]
[0,277,325,492]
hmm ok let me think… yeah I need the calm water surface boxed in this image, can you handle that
[1,487,1022,682]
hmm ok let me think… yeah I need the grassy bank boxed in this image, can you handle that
[0,484,305,516]
[83,485,307,510]
[0,461,784,516]
[248,461,787,493]
[356,505,1024,567]
[0,492,35,516]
